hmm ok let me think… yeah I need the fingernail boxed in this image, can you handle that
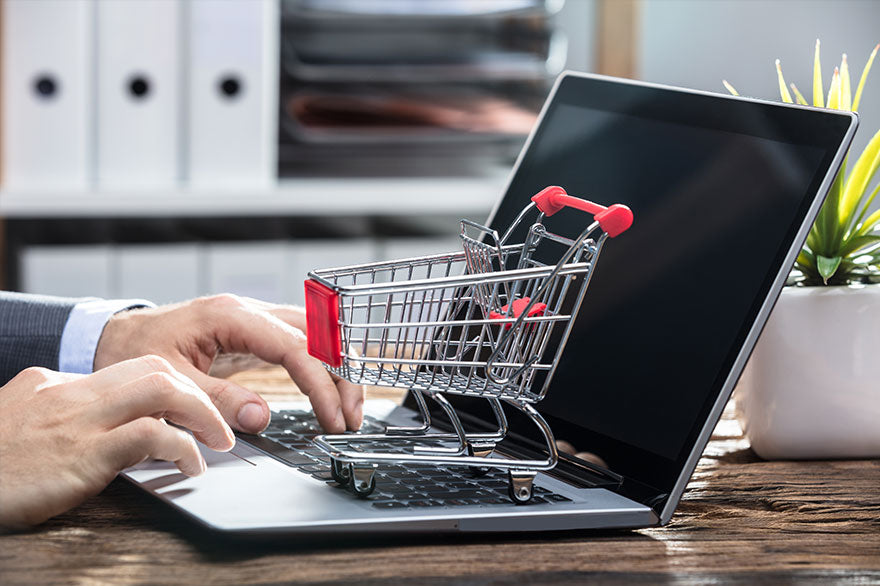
[237,403,267,432]
[335,406,345,433]
[196,455,207,476]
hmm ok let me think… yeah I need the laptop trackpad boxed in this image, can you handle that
[123,440,369,531]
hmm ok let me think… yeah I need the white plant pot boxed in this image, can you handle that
[735,283,880,459]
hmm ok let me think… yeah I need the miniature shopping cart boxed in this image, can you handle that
[304,186,633,504]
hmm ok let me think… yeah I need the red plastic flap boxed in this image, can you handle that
[304,279,342,368]
[489,297,547,330]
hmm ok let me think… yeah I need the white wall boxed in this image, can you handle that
[558,0,597,73]
[638,0,880,156]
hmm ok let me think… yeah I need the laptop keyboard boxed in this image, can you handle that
[249,409,573,509]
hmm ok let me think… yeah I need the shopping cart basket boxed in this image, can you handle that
[304,186,633,503]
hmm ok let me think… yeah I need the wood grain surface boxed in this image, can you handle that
[1,366,878,585]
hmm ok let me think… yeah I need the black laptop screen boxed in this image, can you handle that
[461,75,853,495]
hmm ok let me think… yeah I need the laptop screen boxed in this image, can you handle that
[436,74,855,499]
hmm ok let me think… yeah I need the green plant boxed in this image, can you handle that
[724,40,880,285]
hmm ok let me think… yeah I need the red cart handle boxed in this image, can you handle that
[531,186,633,238]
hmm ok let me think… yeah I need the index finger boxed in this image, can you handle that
[253,303,366,431]
[82,357,234,451]
[200,297,349,433]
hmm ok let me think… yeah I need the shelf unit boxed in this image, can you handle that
[0,173,508,218]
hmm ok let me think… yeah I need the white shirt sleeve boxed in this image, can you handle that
[58,298,156,374]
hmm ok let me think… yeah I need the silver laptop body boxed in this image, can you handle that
[123,72,857,534]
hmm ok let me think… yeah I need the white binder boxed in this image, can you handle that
[207,242,286,303]
[187,0,279,188]
[1,0,93,190]
[96,0,182,189]
[285,239,378,305]
[21,245,112,299]
[116,244,201,305]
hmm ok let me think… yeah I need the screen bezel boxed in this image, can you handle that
[406,72,857,518]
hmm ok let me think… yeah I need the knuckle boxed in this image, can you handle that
[138,354,173,373]
[206,293,245,311]
[141,371,177,398]
[130,418,162,445]
[16,366,54,384]
[289,328,308,348]
[207,380,236,407]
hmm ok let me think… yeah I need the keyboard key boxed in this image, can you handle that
[386,471,424,481]
[372,502,407,509]
[444,499,474,506]
[407,500,440,508]
[378,486,425,498]
[447,489,492,499]
[275,452,314,465]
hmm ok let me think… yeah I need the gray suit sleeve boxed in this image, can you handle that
[0,291,83,384]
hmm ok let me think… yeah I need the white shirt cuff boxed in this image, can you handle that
[58,298,156,374]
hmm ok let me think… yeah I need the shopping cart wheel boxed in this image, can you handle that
[330,457,352,485]
[466,442,494,477]
[350,465,377,498]
[507,471,535,505]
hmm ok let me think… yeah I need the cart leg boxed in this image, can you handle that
[385,389,431,436]
[330,457,352,485]
[419,392,467,455]
[488,398,509,439]
[350,465,377,498]
[507,470,536,504]
[466,441,495,477]
[503,400,559,469]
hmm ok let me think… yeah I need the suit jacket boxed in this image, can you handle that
[0,292,79,385]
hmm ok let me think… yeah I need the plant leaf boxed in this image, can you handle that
[790,83,808,105]
[842,129,880,228]
[816,168,844,255]
[796,248,817,272]
[813,39,825,107]
[806,226,821,252]
[852,43,879,112]
[775,60,793,103]
[827,66,841,109]
[840,54,853,111]
[722,80,740,96]
[851,180,880,234]
[817,255,842,284]
[840,235,880,257]
[858,207,880,238]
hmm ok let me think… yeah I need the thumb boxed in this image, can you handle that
[180,365,270,434]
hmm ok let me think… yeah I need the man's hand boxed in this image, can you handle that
[0,357,234,528]
[94,295,365,435]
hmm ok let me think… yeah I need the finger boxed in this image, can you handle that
[331,374,365,431]
[86,354,210,396]
[100,417,206,477]
[95,370,234,451]
[179,364,270,434]
[200,297,348,433]
[263,305,365,431]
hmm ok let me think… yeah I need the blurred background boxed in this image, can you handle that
[1,0,878,305]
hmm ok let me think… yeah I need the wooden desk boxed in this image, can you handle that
[2,367,878,584]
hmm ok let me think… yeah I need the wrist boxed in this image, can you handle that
[93,306,152,371]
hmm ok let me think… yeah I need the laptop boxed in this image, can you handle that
[123,72,857,534]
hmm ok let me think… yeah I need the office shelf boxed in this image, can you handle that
[0,173,508,218]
